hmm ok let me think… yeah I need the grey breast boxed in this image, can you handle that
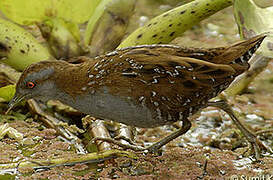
[59,86,164,128]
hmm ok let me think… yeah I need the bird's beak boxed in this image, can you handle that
[5,93,26,115]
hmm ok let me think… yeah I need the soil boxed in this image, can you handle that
[0,1,273,179]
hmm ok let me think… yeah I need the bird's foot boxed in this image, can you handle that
[247,135,273,160]
[91,137,145,151]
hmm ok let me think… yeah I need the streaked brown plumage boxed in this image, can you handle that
[8,34,267,158]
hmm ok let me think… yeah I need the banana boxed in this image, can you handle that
[119,0,232,48]
[0,18,52,71]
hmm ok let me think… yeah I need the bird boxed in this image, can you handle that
[7,34,267,158]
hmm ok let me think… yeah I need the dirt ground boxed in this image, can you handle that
[0,1,273,179]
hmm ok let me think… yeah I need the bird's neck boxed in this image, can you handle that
[53,60,97,99]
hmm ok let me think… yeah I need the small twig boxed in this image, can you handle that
[256,129,273,135]
[197,155,209,180]
[27,99,86,154]
[0,150,137,171]
[224,55,272,96]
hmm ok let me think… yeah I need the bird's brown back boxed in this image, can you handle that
[53,34,266,125]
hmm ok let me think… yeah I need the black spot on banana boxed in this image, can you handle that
[0,18,52,71]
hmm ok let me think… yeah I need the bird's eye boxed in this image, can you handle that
[26,81,36,89]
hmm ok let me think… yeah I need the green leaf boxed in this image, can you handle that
[38,18,84,59]
[234,0,273,58]
[0,18,52,70]
[252,0,273,8]
[0,85,15,102]
[0,0,101,25]
[84,0,112,47]
[84,0,135,56]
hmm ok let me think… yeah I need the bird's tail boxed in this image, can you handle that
[212,33,267,74]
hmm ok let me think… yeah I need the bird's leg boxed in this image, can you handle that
[207,100,271,159]
[145,119,192,153]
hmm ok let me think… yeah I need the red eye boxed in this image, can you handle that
[26,81,35,89]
